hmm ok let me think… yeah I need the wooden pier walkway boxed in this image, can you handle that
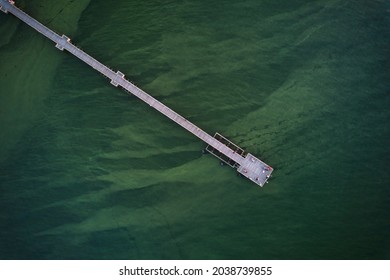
[1,0,273,187]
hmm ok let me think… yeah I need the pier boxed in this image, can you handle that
[0,0,273,187]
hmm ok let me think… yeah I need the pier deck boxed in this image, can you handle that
[1,0,273,187]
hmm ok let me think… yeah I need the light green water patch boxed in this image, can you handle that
[74,0,329,129]
[34,155,263,259]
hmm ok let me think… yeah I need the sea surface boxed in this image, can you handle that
[0,0,389,259]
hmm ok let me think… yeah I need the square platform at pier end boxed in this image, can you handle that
[237,153,273,187]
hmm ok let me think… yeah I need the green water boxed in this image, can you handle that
[0,0,389,259]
